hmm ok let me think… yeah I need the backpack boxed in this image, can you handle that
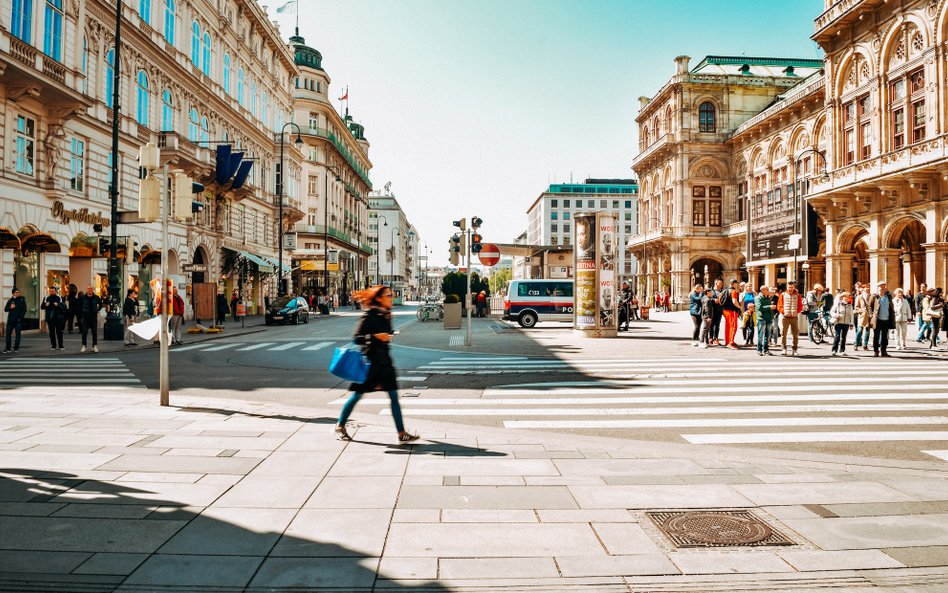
[716,289,729,307]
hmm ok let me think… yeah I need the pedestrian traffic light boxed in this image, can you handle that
[453,219,466,232]
[471,216,482,229]
[471,233,483,253]
[449,236,459,266]
[138,175,160,222]
[97,237,110,257]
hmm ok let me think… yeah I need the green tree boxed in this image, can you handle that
[489,269,511,294]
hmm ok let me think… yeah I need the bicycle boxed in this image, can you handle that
[416,303,444,322]
[808,309,834,345]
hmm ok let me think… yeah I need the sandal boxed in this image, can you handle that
[335,425,352,441]
[398,431,419,443]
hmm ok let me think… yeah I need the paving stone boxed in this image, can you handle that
[821,501,948,518]
[755,473,842,484]
[761,505,822,520]
[782,514,948,550]
[304,476,402,509]
[49,480,230,507]
[732,481,920,506]
[248,556,378,589]
[439,557,559,579]
[114,472,203,484]
[96,454,260,475]
[396,485,578,510]
[525,476,605,486]
[245,451,338,476]
[513,451,586,459]
[555,458,711,476]
[385,523,602,557]
[0,516,186,553]
[881,545,948,567]
[18,432,144,447]
[461,476,526,486]
[670,550,795,574]
[592,523,663,555]
[778,549,904,571]
[159,507,295,555]
[26,444,102,454]
[0,501,64,516]
[556,554,680,577]
[212,475,319,508]
[0,550,90,573]
[125,554,262,587]
[406,457,559,476]
[162,448,225,456]
[272,509,392,557]
[881,478,948,501]
[568,484,753,510]
[328,448,409,477]
[0,451,119,471]
[537,509,634,523]
[376,557,438,580]
[603,475,685,485]
[51,504,155,519]
[391,508,441,523]
[73,552,149,575]
[441,509,538,523]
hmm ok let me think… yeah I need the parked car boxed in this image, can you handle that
[265,296,310,325]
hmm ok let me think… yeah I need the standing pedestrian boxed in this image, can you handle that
[869,281,895,357]
[41,286,67,350]
[893,288,911,350]
[805,283,824,343]
[853,284,871,350]
[710,279,724,345]
[78,285,103,353]
[123,288,139,346]
[688,284,703,346]
[916,283,929,343]
[169,287,185,345]
[3,288,26,354]
[699,287,714,348]
[741,302,756,346]
[722,279,742,349]
[777,280,803,356]
[230,290,239,322]
[754,285,775,356]
[334,285,419,443]
[829,291,854,356]
[65,283,79,333]
[216,291,229,326]
[769,285,782,347]
[925,288,944,350]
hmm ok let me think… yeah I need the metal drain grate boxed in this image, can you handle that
[647,510,795,548]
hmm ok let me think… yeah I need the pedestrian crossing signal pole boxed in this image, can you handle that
[466,225,472,347]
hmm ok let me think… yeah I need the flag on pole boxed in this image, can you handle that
[275,0,297,14]
[338,86,348,101]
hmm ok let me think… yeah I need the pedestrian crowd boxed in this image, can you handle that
[687,278,939,358]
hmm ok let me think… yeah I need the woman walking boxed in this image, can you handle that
[893,288,911,350]
[925,288,944,350]
[335,285,419,443]
[829,291,853,356]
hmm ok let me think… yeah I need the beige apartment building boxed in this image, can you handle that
[0,0,301,328]
[631,0,948,301]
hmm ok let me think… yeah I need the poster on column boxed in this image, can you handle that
[574,213,597,328]
[598,212,617,329]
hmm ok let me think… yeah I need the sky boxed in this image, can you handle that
[268,0,824,266]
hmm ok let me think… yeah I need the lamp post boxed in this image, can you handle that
[103,0,124,340]
[802,261,810,292]
[375,215,387,285]
[277,122,304,297]
[390,227,401,288]
[791,149,828,288]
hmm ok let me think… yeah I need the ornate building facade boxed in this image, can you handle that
[631,0,948,302]
[0,0,301,329]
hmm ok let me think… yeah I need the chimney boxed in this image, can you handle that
[674,55,691,75]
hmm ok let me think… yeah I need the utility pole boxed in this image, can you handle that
[465,225,472,347]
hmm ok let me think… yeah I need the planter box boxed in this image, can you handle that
[443,302,462,329]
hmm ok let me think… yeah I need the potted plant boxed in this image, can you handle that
[443,293,462,329]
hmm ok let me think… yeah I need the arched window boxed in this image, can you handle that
[261,92,268,124]
[698,102,716,133]
[105,48,115,108]
[222,53,231,94]
[139,0,150,25]
[665,106,673,134]
[11,0,32,43]
[189,107,199,142]
[161,88,173,131]
[200,116,209,144]
[190,20,200,65]
[163,0,175,45]
[136,70,149,126]
[81,36,89,93]
[201,31,211,76]
[43,0,64,61]
[250,81,256,117]
[237,68,244,106]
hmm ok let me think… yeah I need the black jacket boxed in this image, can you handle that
[78,293,103,319]
[123,296,139,317]
[348,307,397,392]
[4,296,26,323]
[41,295,67,323]
[217,294,229,315]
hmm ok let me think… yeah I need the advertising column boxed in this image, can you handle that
[574,212,618,338]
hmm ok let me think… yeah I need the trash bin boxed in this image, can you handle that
[641,306,650,320]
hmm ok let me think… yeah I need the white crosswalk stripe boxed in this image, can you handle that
[302,342,333,351]
[333,354,948,452]
[0,357,142,387]
[170,341,339,353]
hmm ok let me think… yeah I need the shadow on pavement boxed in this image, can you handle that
[176,406,338,425]
[0,468,450,592]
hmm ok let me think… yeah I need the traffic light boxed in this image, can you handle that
[192,200,205,214]
[453,219,466,232]
[471,216,482,229]
[172,175,203,222]
[138,175,160,222]
[471,233,483,253]
[97,237,110,257]
[448,237,459,266]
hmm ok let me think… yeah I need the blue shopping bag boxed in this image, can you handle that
[328,345,370,383]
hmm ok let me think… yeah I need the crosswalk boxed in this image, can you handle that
[172,340,336,353]
[0,357,143,387]
[333,355,948,456]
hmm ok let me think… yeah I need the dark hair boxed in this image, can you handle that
[12,287,19,294]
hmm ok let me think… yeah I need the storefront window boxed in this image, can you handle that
[14,251,40,329]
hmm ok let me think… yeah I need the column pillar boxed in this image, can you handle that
[746,266,760,290]
[868,248,900,290]
[908,250,926,293]
[924,242,948,289]
[824,254,851,291]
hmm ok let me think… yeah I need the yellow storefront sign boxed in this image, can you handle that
[301,259,339,271]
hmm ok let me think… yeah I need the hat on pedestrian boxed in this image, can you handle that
[876,280,887,287]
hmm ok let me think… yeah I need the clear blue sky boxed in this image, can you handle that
[270,0,823,266]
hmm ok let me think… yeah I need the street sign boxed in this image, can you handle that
[478,243,501,266]
[181,263,208,273]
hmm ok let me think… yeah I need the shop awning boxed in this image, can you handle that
[237,250,274,273]
[261,255,291,275]
[17,228,61,253]
[140,248,162,265]
[0,227,20,249]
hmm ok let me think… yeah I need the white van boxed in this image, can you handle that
[502,279,573,328]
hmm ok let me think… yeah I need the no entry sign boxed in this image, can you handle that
[478,243,501,266]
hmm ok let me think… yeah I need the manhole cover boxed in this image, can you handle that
[647,510,795,548]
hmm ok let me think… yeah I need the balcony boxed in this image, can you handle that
[294,223,374,255]
[274,196,304,223]
[157,132,213,180]
[813,0,884,44]
[626,225,673,250]
[0,30,92,115]
[631,133,676,172]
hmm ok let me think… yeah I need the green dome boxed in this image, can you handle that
[289,34,322,71]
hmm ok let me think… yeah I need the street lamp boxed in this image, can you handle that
[390,227,401,287]
[277,122,304,297]
[103,0,125,341]
[801,261,810,292]
[376,215,388,284]
[791,149,828,288]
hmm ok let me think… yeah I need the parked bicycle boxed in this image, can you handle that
[416,303,444,322]
[809,308,834,345]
